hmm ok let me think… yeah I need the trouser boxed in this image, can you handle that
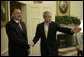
[9,47,28,56]
[41,48,58,56]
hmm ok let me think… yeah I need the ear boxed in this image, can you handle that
[12,13,15,16]
[11,13,15,18]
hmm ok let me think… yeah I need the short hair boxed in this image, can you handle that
[13,8,21,13]
[10,8,21,16]
[43,11,51,18]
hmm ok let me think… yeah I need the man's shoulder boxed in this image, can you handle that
[37,21,59,26]
[51,21,59,25]
[6,19,13,25]
[37,22,44,26]
[6,19,15,27]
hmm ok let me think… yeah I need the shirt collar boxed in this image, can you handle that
[44,21,51,25]
[14,19,20,23]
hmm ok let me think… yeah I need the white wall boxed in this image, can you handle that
[70,1,83,20]
[1,27,8,56]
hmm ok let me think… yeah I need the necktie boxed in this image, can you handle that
[45,24,48,39]
[17,22,23,31]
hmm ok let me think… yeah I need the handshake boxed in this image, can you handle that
[27,41,34,55]
[28,40,34,47]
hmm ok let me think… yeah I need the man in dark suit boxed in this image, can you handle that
[6,9,30,56]
[29,11,81,56]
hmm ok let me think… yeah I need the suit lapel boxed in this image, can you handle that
[20,21,25,32]
[41,22,46,38]
[20,21,27,36]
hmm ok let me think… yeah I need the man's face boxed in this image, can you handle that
[44,13,52,23]
[13,9,22,21]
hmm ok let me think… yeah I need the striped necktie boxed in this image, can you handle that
[17,22,23,31]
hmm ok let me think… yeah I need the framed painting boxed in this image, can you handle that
[34,1,42,3]
[1,1,9,27]
[57,1,70,16]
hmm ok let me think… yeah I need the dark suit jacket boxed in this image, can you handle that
[6,19,30,56]
[33,21,74,56]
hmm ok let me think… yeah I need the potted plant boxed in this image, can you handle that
[55,16,81,26]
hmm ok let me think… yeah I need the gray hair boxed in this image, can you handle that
[43,11,51,18]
